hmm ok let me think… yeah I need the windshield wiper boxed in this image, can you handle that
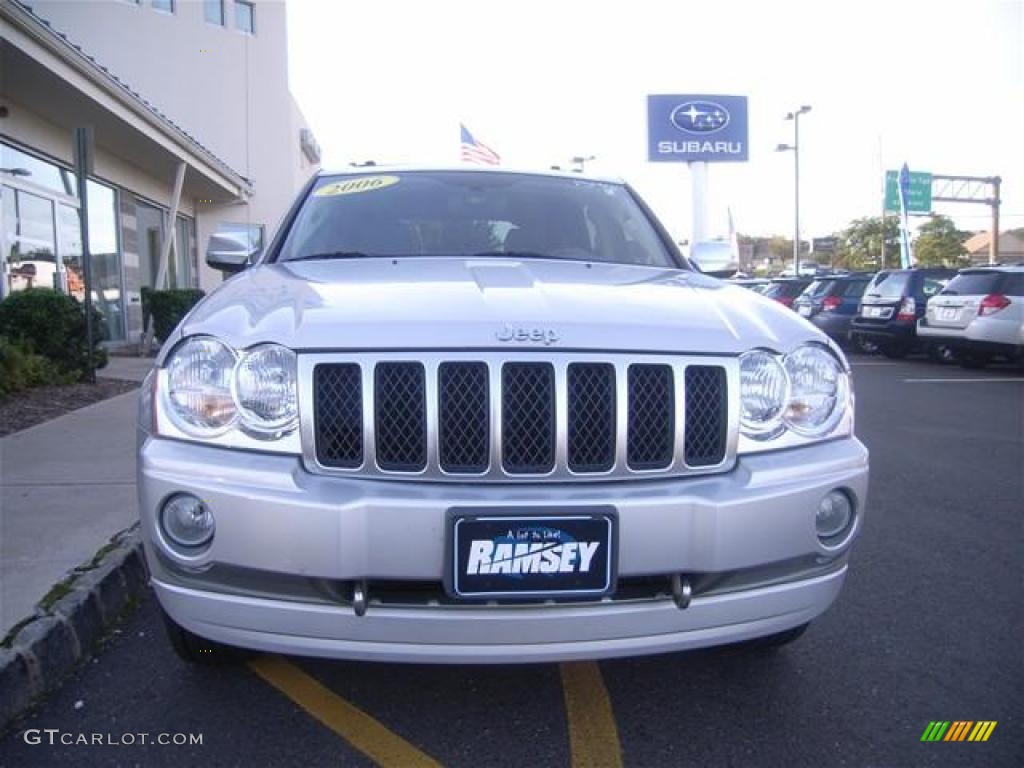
[287,251,374,263]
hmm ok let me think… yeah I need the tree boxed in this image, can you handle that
[834,216,900,270]
[914,215,969,267]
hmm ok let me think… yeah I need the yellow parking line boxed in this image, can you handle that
[249,656,443,768]
[560,662,623,768]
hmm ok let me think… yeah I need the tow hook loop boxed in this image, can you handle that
[671,574,692,610]
[353,580,368,616]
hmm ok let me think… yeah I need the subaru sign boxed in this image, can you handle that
[648,94,749,162]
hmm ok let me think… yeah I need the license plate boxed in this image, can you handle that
[798,305,812,317]
[864,306,883,318]
[446,508,617,599]
[939,307,959,321]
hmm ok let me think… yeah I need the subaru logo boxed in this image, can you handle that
[670,101,730,134]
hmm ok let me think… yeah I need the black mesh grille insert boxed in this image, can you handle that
[501,363,555,474]
[567,363,616,473]
[627,364,674,470]
[374,362,427,472]
[438,362,490,473]
[684,366,727,467]
[314,364,363,468]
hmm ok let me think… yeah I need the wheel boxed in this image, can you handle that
[851,335,880,355]
[744,622,810,650]
[958,351,992,370]
[881,342,910,359]
[927,344,955,364]
[160,607,247,665]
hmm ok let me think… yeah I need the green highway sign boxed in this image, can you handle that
[885,170,932,213]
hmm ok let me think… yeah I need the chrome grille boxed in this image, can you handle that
[306,353,736,482]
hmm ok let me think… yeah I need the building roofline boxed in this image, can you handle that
[1,0,252,198]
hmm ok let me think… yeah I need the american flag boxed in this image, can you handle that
[460,124,501,165]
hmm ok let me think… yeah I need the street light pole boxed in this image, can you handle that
[776,105,811,275]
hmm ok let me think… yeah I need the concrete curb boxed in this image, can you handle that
[0,524,148,733]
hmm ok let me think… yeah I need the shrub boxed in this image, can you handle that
[0,335,69,399]
[0,288,107,380]
[141,287,205,342]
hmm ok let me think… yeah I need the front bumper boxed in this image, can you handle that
[139,436,869,663]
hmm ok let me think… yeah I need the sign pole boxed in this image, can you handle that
[73,127,95,384]
[690,161,708,245]
[897,163,914,269]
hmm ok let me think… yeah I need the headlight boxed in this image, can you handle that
[783,344,848,436]
[232,344,298,438]
[739,350,789,439]
[165,336,237,436]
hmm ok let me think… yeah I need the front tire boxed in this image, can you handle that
[161,607,247,665]
[851,335,880,355]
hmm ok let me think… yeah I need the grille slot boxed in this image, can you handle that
[567,363,616,473]
[627,364,675,470]
[684,366,727,466]
[374,362,427,471]
[314,364,363,468]
[438,362,490,473]
[501,363,556,474]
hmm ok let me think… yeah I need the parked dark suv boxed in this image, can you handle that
[793,273,874,346]
[850,268,956,357]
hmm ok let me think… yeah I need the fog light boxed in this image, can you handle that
[816,490,853,543]
[160,494,215,549]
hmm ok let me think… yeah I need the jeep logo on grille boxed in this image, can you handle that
[496,325,560,345]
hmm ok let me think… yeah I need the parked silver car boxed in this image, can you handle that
[137,168,868,664]
[919,266,1024,368]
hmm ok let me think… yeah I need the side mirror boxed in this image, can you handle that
[688,241,738,278]
[206,232,260,273]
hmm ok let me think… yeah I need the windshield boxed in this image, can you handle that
[865,271,910,299]
[276,172,678,268]
[940,271,1005,296]
[763,280,808,299]
[801,279,835,299]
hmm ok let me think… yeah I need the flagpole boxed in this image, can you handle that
[897,163,914,268]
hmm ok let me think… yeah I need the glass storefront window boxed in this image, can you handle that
[59,182,125,341]
[2,187,58,293]
[0,143,76,198]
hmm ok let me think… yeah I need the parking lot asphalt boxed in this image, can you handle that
[1,355,1021,768]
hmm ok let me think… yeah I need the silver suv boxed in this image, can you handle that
[137,168,868,664]
[919,266,1024,368]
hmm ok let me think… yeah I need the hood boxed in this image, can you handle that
[173,258,826,359]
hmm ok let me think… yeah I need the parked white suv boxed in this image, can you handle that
[919,266,1024,368]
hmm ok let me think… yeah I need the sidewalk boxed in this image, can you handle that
[0,356,151,638]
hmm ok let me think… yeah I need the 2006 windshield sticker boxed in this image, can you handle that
[314,176,400,196]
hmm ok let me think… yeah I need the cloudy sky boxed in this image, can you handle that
[287,0,1022,243]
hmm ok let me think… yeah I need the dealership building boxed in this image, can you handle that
[0,0,319,347]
